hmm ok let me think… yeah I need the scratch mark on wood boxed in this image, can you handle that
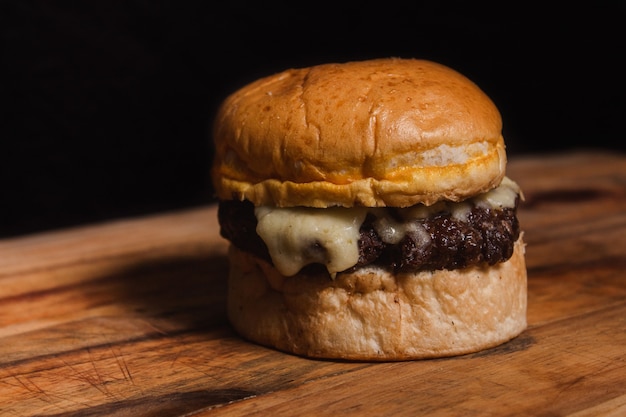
[108,344,134,386]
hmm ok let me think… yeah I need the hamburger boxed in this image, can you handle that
[211,57,527,361]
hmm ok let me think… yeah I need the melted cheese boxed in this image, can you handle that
[255,177,521,277]
[474,176,521,209]
[255,206,368,278]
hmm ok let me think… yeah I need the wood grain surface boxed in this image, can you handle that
[1,151,625,416]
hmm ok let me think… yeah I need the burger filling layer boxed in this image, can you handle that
[218,177,521,278]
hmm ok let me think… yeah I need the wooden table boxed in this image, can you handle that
[1,151,625,416]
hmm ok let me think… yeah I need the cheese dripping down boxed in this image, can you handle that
[255,177,521,278]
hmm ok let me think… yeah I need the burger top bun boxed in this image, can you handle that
[212,58,506,208]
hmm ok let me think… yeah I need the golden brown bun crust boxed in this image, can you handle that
[227,236,527,361]
[212,58,506,208]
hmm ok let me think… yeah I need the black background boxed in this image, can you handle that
[2,2,625,237]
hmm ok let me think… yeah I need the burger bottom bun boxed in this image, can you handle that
[226,236,527,361]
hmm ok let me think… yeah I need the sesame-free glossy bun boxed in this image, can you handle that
[212,58,506,208]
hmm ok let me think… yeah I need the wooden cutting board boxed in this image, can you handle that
[1,151,625,416]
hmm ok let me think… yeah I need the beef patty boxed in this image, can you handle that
[218,199,520,274]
